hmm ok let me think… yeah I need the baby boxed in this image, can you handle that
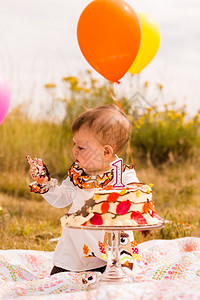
[27,104,139,275]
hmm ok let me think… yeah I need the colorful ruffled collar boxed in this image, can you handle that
[69,162,135,189]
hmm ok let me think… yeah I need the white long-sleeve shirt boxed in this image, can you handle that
[42,167,139,271]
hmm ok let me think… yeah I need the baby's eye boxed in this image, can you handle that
[120,237,128,246]
[73,142,84,150]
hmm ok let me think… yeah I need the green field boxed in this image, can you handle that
[0,74,199,250]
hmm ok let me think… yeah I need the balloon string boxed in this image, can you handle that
[109,84,134,165]
[128,141,134,165]
[109,85,125,113]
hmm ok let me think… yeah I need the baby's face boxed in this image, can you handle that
[73,127,111,175]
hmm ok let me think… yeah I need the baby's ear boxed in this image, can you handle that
[103,145,113,159]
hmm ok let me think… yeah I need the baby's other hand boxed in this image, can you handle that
[26,155,50,184]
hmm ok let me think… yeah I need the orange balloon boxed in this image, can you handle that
[77,0,142,83]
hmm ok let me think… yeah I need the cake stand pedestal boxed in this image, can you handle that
[67,221,165,289]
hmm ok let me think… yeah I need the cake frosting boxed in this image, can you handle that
[61,183,163,227]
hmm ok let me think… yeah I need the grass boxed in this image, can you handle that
[132,159,200,243]
[0,73,199,250]
[0,159,199,251]
[131,106,200,165]
[0,193,67,250]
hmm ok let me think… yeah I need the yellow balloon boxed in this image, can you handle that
[128,12,161,74]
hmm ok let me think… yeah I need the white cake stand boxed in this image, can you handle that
[67,220,165,289]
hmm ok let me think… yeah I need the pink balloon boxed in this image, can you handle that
[0,73,11,125]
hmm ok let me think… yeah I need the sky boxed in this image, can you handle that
[0,0,200,116]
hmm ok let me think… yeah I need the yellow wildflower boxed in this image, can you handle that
[44,83,56,88]
[157,83,163,90]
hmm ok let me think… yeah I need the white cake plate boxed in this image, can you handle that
[67,220,165,289]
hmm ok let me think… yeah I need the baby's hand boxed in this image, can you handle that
[26,155,50,184]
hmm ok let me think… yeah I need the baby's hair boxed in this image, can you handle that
[72,104,132,155]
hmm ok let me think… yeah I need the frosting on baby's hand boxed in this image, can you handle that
[26,155,50,184]
[26,155,55,194]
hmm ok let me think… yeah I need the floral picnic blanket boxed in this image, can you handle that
[0,237,200,299]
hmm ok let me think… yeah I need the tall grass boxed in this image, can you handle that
[1,73,200,196]
[131,106,200,165]
[0,73,199,249]
[0,159,199,250]
[0,108,72,199]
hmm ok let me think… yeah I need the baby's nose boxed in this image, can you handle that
[73,146,78,156]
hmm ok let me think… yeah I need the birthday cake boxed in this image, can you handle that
[61,183,163,227]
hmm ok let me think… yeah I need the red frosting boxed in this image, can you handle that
[116,201,131,215]
[152,211,162,220]
[90,213,103,225]
[107,192,120,202]
[101,202,110,214]
[131,211,147,224]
